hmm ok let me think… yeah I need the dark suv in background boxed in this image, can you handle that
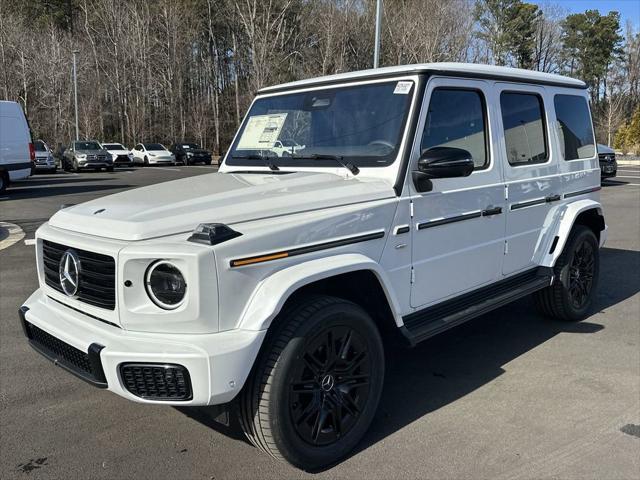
[597,144,617,179]
[169,142,212,165]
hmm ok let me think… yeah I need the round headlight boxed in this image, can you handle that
[145,261,187,309]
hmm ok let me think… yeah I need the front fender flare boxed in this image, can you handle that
[538,199,605,268]
[236,253,403,331]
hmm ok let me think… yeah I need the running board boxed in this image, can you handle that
[401,267,553,345]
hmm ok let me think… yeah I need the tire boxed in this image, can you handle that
[73,159,80,173]
[144,156,149,166]
[106,166,114,172]
[238,295,385,470]
[0,171,8,194]
[534,225,599,321]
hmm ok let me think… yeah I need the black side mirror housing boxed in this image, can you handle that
[413,147,475,192]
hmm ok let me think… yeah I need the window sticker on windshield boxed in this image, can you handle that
[237,113,288,150]
[393,81,413,94]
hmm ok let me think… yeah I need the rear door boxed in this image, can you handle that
[497,84,561,275]
[409,77,506,308]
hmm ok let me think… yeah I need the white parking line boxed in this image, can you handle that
[615,175,640,179]
[152,167,181,171]
[0,222,25,251]
[24,239,36,245]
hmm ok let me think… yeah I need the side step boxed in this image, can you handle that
[401,267,553,345]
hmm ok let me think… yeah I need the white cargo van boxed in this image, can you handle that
[0,101,34,193]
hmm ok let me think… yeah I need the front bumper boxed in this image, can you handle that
[20,289,265,405]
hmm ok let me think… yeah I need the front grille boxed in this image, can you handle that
[97,154,107,162]
[42,240,116,310]
[22,317,108,388]
[598,154,615,164]
[115,154,130,162]
[87,154,96,161]
[120,364,192,401]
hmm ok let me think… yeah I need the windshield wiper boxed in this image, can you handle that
[292,154,359,175]
[231,153,279,171]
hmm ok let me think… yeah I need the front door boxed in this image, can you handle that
[410,78,506,308]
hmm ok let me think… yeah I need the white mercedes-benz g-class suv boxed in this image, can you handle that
[20,63,606,470]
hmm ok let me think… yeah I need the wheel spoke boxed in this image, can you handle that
[303,353,323,375]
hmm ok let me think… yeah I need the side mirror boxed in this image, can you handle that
[413,147,474,192]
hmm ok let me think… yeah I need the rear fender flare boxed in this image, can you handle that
[538,199,605,268]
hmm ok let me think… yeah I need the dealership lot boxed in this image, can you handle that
[1,167,639,479]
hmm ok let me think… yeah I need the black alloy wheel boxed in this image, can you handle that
[533,225,599,321]
[567,238,595,309]
[238,295,384,470]
[289,326,372,446]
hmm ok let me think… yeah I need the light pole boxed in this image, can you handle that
[72,50,79,140]
[373,0,382,68]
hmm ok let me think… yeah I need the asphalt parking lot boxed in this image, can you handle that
[1,165,639,479]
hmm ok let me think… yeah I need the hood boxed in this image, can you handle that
[107,149,130,155]
[49,171,395,241]
[148,150,172,155]
[77,149,109,155]
[597,144,615,154]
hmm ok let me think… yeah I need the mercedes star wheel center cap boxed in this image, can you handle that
[59,249,81,297]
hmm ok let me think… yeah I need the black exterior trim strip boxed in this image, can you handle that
[2,161,32,171]
[401,267,553,345]
[417,211,481,230]
[545,194,561,203]
[230,231,385,267]
[394,76,426,196]
[47,296,121,329]
[510,198,547,210]
[564,186,601,198]
[395,226,410,235]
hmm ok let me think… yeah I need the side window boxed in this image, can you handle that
[554,94,595,160]
[500,92,547,166]
[421,88,488,169]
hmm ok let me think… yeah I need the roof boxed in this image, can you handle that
[259,62,586,93]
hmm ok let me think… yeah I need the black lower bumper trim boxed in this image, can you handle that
[19,306,108,388]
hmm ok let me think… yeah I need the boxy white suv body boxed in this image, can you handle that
[21,64,606,470]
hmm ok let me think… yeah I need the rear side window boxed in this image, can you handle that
[421,88,488,169]
[554,94,595,160]
[500,92,547,166]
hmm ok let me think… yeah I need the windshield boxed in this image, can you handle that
[34,141,47,152]
[144,143,166,151]
[103,143,125,150]
[226,79,415,168]
[182,143,199,149]
[74,141,101,150]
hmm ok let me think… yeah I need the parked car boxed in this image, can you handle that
[63,140,113,172]
[20,64,606,470]
[597,143,617,179]
[33,140,57,173]
[169,143,212,165]
[101,142,134,167]
[131,143,175,166]
[0,100,34,193]
[271,139,305,157]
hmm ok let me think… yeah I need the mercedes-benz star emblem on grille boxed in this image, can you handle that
[59,249,81,297]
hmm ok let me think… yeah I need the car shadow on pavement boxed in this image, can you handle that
[5,183,133,200]
[176,247,639,471]
[11,177,114,187]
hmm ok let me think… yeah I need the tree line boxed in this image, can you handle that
[1,0,639,154]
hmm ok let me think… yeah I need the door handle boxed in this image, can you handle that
[545,194,561,203]
[482,206,503,216]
